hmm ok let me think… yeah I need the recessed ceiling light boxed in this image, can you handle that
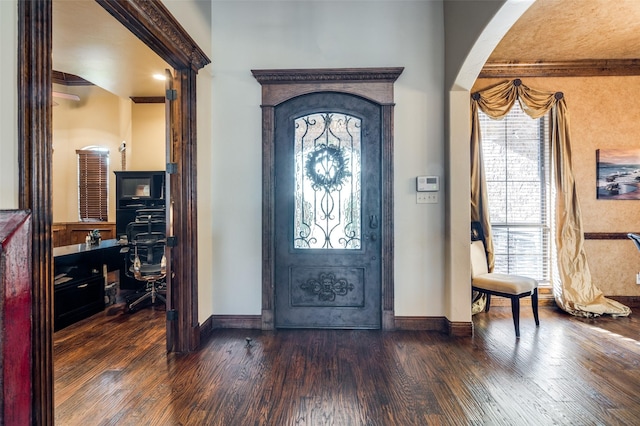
[153,74,167,81]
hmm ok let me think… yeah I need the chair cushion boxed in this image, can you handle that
[472,272,537,295]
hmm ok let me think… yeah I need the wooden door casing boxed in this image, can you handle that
[19,1,210,423]
[252,67,403,331]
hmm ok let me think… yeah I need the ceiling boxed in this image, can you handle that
[52,0,640,99]
[488,0,640,63]
[53,0,170,99]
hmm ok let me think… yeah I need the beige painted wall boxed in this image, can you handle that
[130,103,165,171]
[209,0,446,317]
[52,84,164,223]
[473,76,640,297]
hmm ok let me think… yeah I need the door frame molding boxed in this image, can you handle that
[252,67,404,331]
[18,1,209,423]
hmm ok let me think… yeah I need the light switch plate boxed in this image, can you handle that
[417,193,438,204]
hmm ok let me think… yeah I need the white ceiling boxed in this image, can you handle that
[53,0,170,99]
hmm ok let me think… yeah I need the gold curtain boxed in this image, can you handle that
[470,79,631,318]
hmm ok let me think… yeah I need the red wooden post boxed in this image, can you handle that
[0,210,32,425]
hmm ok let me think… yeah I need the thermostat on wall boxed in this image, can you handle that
[416,176,439,192]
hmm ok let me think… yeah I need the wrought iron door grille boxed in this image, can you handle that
[293,112,362,249]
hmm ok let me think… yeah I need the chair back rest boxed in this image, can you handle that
[125,219,166,277]
[470,240,489,278]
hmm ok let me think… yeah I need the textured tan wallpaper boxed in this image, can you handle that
[473,77,640,297]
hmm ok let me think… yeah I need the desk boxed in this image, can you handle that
[53,239,123,330]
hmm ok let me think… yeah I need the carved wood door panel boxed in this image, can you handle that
[274,92,382,329]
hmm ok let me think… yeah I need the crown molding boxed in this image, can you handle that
[130,96,165,104]
[52,70,93,86]
[479,59,640,78]
[251,67,404,84]
[96,0,210,71]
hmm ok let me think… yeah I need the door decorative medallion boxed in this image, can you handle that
[299,272,355,302]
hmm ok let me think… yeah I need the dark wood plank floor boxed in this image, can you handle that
[54,304,640,425]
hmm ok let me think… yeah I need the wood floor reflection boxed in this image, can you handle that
[54,304,640,425]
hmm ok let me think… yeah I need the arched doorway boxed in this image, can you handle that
[18,1,209,423]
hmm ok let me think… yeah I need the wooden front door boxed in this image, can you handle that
[274,92,382,329]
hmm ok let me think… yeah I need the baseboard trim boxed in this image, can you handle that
[487,291,556,307]
[199,315,214,342]
[200,314,475,337]
[394,316,448,333]
[447,319,474,337]
[606,296,640,308]
[393,316,473,337]
[212,315,263,329]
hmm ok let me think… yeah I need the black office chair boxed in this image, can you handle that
[135,208,165,221]
[123,217,167,312]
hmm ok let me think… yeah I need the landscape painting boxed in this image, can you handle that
[596,148,640,200]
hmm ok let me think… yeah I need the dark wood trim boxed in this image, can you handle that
[447,320,474,337]
[381,104,395,330]
[21,0,210,422]
[52,70,93,86]
[199,315,263,343]
[253,68,403,331]
[479,59,640,78]
[52,222,116,247]
[211,315,263,329]
[95,0,209,71]
[199,315,214,342]
[205,302,640,336]
[394,316,447,332]
[130,96,165,104]
[19,1,53,424]
[584,232,637,240]
[260,106,275,330]
[488,288,556,307]
[252,67,405,84]
[606,296,640,308]
[168,69,201,352]
[96,0,210,354]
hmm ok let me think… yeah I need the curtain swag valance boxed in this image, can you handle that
[470,79,630,318]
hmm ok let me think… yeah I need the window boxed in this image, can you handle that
[77,147,109,221]
[293,112,362,249]
[479,102,551,284]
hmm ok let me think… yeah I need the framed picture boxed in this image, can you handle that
[596,148,640,199]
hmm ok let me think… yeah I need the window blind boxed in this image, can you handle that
[77,149,109,222]
[479,102,551,283]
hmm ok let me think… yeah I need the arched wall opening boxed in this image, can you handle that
[445,0,535,329]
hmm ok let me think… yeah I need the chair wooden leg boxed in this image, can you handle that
[485,294,491,312]
[531,288,540,326]
[510,297,520,338]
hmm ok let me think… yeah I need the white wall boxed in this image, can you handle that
[0,0,17,209]
[209,0,445,317]
[443,0,532,322]
[0,0,534,325]
[162,0,215,323]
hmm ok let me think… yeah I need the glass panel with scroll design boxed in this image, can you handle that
[294,112,361,249]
